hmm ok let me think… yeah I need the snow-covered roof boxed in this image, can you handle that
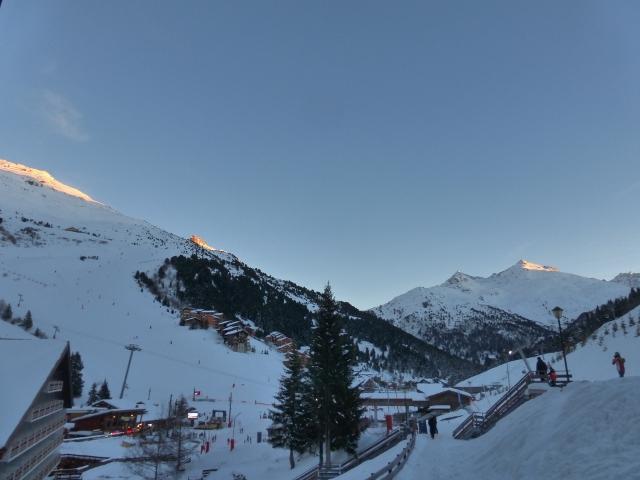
[362,391,427,402]
[91,399,144,410]
[223,328,244,336]
[0,320,34,340]
[73,407,145,422]
[0,338,69,447]
[416,383,472,398]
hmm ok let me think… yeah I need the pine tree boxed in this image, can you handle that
[87,383,99,404]
[269,352,309,469]
[98,379,112,400]
[307,284,362,466]
[70,352,85,398]
[22,310,33,330]
[1,304,12,321]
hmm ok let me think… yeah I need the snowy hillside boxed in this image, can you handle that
[458,305,640,389]
[0,159,286,409]
[0,158,476,407]
[398,378,640,480]
[372,260,633,363]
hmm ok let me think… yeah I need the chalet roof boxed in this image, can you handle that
[223,328,244,336]
[0,334,69,447]
[416,383,472,398]
[90,399,142,410]
[362,391,427,402]
[73,408,146,422]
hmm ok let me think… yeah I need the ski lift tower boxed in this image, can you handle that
[119,344,142,399]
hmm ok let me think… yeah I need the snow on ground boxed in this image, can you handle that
[458,308,640,390]
[77,425,393,480]
[333,438,409,480]
[398,377,640,480]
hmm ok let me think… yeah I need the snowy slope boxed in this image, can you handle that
[0,159,287,409]
[372,260,633,363]
[458,305,640,388]
[398,378,640,480]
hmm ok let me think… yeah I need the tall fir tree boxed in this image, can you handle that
[98,379,112,400]
[87,382,99,405]
[70,352,85,398]
[22,310,33,330]
[1,303,12,321]
[307,284,362,466]
[269,352,310,469]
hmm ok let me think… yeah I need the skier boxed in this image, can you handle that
[548,367,557,387]
[428,416,438,439]
[612,352,626,378]
[536,357,548,381]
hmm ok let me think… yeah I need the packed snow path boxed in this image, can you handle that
[398,378,640,480]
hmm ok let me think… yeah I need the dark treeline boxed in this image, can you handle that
[136,254,480,382]
[534,287,640,354]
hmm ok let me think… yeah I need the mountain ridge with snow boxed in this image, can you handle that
[372,259,635,364]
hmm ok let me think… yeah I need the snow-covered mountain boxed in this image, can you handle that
[372,260,635,364]
[0,159,285,407]
[0,158,475,406]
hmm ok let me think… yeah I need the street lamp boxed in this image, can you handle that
[506,350,513,389]
[552,306,570,377]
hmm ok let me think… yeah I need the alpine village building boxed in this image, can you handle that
[0,323,72,480]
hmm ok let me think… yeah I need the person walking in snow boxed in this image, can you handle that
[612,352,626,378]
[428,416,438,439]
[536,357,548,381]
[548,367,557,387]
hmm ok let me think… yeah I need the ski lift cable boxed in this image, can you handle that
[32,316,276,389]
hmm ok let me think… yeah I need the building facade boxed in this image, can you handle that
[0,339,72,480]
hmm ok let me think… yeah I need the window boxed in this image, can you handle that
[46,380,64,393]
[8,415,65,460]
[30,400,64,422]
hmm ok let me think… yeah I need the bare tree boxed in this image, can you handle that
[126,396,198,479]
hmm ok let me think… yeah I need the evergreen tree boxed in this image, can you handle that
[1,303,12,321]
[87,383,99,404]
[70,352,85,398]
[269,352,309,469]
[22,310,33,330]
[307,284,362,466]
[98,379,112,400]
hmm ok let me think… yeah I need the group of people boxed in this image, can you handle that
[535,352,627,383]
[535,357,558,386]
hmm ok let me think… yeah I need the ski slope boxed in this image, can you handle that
[0,159,285,409]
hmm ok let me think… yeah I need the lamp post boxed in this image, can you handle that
[506,350,513,389]
[552,306,570,376]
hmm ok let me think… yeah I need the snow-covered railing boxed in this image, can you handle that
[292,428,406,480]
[453,372,535,440]
[366,432,416,480]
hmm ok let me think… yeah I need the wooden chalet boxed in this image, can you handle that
[0,328,72,480]
[416,383,473,410]
[180,308,225,329]
[70,400,147,434]
[265,331,292,347]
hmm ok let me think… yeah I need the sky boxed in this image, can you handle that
[1,1,639,309]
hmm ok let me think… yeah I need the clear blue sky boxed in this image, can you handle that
[1,1,639,309]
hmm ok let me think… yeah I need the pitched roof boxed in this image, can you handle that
[0,336,69,447]
[416,383,472,398]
